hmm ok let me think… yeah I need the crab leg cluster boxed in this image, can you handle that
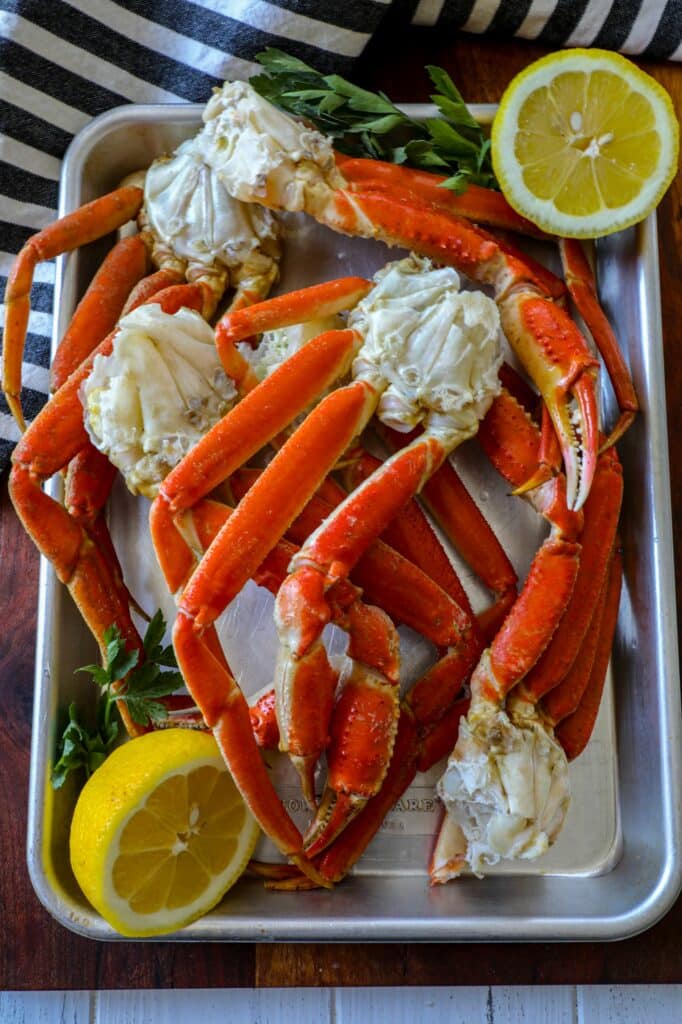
[435,396,623,877]
[3,130,283,430]
[145,257,501,877]
[253,374,622,889]
[1,72,637,892]
[194,81,609,510]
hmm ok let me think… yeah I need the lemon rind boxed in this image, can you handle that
[491,49,679,238]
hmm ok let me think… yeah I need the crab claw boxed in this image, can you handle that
[499,292,600,510]
[548,369,600,512]
[304,790,366,858]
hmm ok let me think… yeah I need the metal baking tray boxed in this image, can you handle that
[26,102,682,941]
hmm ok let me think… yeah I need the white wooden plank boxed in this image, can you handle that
[0,992,92,1024]
[335,986,489,1024]
[490,986,576,1023]
[578,985,682,1023]
[95,988,332,1024]
[11,985,682,1024]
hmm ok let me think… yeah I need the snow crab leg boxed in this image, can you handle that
[551,547,623,760]
[336,158,637,455]
[2,187,145,430]
[265,260,501,854]
[559,239,638,450]
[149,277,372,881]
[363,429,519,633]
[263,403,581,886]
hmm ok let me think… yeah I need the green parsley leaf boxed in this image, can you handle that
[123,695,168,728]
[52,703,119,789]
[251,48,498,191]
[52,611,185,788]
[426,66,481,132]
[425,118,480,158]
[143,609,167,657]
[254,48,317,76]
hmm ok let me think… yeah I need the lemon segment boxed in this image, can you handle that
[69,730,260,937]
[492,50,679,238]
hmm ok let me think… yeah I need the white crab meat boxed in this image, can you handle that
[437,668,571,877]
[198,80,341,213]
[350,255,502,442]
[82,304,237,498]
[141,134,281,302]
[237,314,346,383]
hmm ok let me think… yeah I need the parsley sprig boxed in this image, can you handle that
[250,49,497,193]
[52,611,184,788]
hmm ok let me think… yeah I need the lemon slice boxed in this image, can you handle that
[69,729,260,937]
[491,49,679,237]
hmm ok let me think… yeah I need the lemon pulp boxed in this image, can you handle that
[492,50,679,237]
[112,765,245,913]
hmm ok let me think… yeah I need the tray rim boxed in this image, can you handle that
[26,99,682,943]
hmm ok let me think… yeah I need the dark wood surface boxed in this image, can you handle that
[1,30,680,990]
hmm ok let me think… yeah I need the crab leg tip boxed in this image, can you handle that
[7,395,26,434]
[303,789,367,858]
[290,855,334,890]
[572,373,600,510]
[291,754,319,810]
[511,465,555,497]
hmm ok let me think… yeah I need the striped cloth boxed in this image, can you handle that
[1,0,680,470]
[413,1,682,61]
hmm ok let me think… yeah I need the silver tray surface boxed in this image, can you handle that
[27,103,682,941]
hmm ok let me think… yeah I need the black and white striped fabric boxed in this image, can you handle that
[412,1,682,61]
[1,0,680,471]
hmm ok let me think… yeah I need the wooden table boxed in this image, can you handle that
[1,31,680,990]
